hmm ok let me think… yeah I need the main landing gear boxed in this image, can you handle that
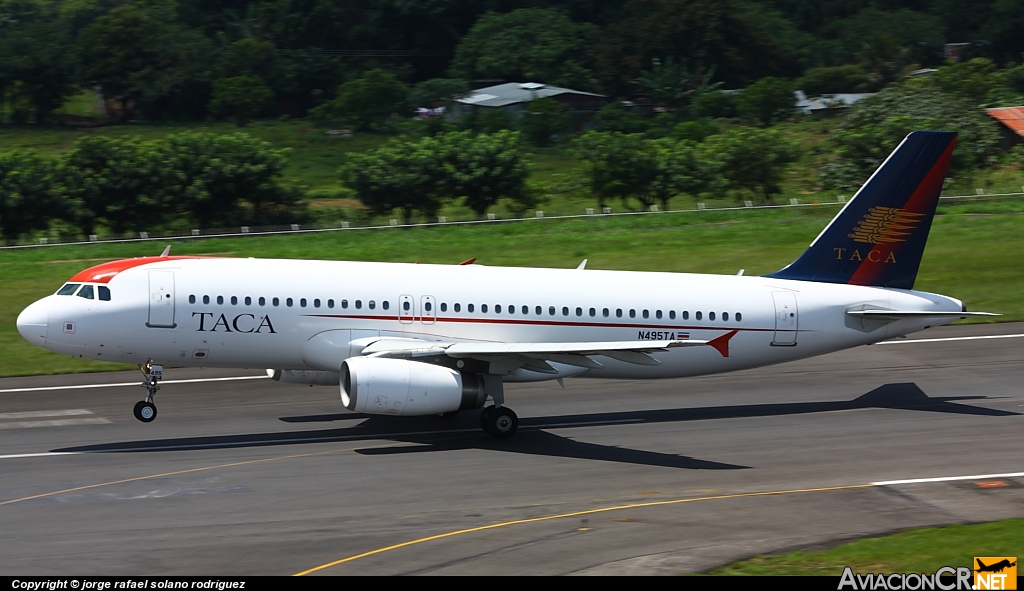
[134,360,163,423]
[480,405,518,438]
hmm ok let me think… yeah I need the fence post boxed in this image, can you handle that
[586,208,594,215]
[602,207,611,215]
[487,213,496,220]
[438,216,446,223]
[291,224,300,231]
[341,221,350,229]
[89,234,98,242]
[241,226,249,233]
[536,211,544,218]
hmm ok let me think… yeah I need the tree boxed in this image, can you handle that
[341,137,448,224]
[208,77,275,126]
[701,127,799,202]
[820,82,1002,189]
[594,0,794,94]
[61,136,170,237]
[77,5,215,121]
[573,131,660,210]
[160,132,301,228]
[0,0,80,124]
[450,9,596,90]
[442,131,528,217]
[409,78,469,108]
[0,151,59,244]
[798,66,869,96]
[521,97,569,147]
[932,58,1004,103]
[309,69,408,130]
[736,77,795,127]
[649,138,719,210]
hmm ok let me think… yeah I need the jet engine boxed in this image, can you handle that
[340,357,486,416]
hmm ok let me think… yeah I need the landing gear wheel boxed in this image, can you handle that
[133,400,157,423]
[482,405,518,439]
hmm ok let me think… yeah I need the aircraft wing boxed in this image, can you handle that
[359,338,712,370]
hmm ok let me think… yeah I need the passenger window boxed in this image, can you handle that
[189,295,196,304]
[723,312,729,321]
[468,304,474,312]
[682,311,689,320]
[696,311,703,320]
[355,300,362,309]
[272,297,279,307]
[495,305,502,313]
[314,299,320,308]
[642,310,649,319]
[576,307,583,316]
[203,295,210,304]
[287,298,293,307]
[523,306,529,314]
[440,303,447,312]
[369,300,376,310]
[482,304,488,313]
[259,297,266,306]
[228,296,236,305]
[382,301,389,310]
[455,303,461,312]
[403,301,411,311]
[669,310,676,320]
[245,296,251,306]
[98,286,111,301]
[603,308,609,317]
[57,283,81,296]
[736,312,742,322]
[327,299,334,308]
[534,306,541,315]
[709,311,716,321]
[217,296,224,305]
[656,310,662,319]
[549,306,555,316]
[562,307,569,316]
[77,285,95,299]
[341,300,348,309]
[629,309,636,318]
[589,308,596,317]
[616,309,623,318]
[507,305,514,314]
[300,298,307,307]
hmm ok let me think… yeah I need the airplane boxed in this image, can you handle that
[976,559,1016,573]
[16,130,997,438]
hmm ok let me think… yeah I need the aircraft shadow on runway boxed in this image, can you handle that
[53,383,1017,471]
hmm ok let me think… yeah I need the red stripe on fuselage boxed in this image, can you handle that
[848,138,956,287]
[304,314,783,333]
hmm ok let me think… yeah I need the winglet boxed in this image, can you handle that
[709,330,738,358]
[160,245,171,257]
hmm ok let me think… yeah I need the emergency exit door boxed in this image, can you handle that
[147,270,176,328]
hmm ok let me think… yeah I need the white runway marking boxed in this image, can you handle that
[0,409,93,419]
[0,452,82,459]
[0,374,268,394]
[872,472,1024,486]
[878,333,1024,345]
[0,417,111,429]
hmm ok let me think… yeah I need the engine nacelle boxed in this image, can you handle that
[267,368,339,385]
[340,357,486,416]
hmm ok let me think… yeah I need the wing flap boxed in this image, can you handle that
[846,310,999,318]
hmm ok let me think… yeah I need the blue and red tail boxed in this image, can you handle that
[766,131,957,290]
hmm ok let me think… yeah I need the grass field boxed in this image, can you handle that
[705,519,1024,575]
[2,199,1022,377]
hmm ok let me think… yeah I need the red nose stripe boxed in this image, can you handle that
[68,256,203,283]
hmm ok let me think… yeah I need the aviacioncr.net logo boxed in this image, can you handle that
[838,567,973,590]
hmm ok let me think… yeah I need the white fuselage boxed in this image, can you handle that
[18,257,964,381]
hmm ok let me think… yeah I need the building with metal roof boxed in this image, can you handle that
[448,82,606,128]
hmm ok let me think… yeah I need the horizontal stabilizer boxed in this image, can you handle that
[846,310,999,318]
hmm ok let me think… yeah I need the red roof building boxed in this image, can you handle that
[986,107,1024,150]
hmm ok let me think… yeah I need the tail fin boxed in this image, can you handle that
[766,131,957,289]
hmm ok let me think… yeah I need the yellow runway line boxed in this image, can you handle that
[294,483,875,575]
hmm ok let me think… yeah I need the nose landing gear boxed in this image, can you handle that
[134,360,162,423]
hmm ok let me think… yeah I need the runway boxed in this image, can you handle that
[1,322,1022,575]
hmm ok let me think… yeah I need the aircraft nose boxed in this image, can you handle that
[17,299,48,345]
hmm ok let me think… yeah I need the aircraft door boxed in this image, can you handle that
[147,270,176,328]
[399,295,414,324]
[771,291,798,345]
[421,295,436,324]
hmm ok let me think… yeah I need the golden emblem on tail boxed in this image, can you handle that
[848,207,925,244]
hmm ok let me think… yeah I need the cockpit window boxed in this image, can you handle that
[98,286,111,301]
[57,283,80,296]
[76,285,95,300]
